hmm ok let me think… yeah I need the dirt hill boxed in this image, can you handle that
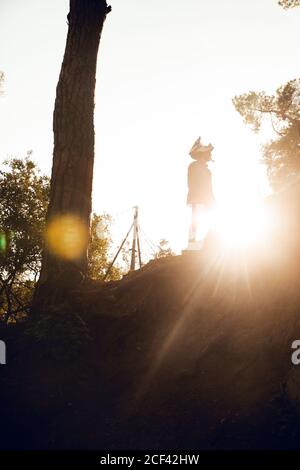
[2,184,300,449]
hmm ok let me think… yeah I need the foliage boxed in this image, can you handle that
[0,71,4,96]
[278,0,300,9]
[0,155,129,322]
[0,154,49,322]
[88,213,126,281]
[26,304,91,360]
[0,152,169,324]
[233,79,300,190]
[154,239,175,259]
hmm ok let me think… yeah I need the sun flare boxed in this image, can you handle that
[193,197,272,252]
[206,162,272,251]
[213,202,269,249]
[46,214,89,261]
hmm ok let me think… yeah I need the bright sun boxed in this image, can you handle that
[207,161,272,251]
[185,179,273,255]
[213,201,268,249]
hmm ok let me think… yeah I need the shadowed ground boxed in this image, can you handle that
[1,184,300,449]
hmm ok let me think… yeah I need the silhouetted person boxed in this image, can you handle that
[187,137,215,246]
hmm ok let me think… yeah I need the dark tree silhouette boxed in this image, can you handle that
[33,0,111,310]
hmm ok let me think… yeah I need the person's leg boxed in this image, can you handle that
[189,204,198,242]
[197,204,210,240]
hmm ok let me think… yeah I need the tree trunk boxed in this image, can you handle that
[33,0,110,310]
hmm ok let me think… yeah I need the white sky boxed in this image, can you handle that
[1,0,300,254]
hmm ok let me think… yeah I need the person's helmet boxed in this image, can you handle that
[189,137,214,161]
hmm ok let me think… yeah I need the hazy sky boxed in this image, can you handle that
[1,0,300,253]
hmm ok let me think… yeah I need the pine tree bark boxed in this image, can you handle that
[33,0,111,310]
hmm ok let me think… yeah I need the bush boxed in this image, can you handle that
[26,304,91,361]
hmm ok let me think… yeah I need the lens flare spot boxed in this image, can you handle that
[46,214,88,261]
